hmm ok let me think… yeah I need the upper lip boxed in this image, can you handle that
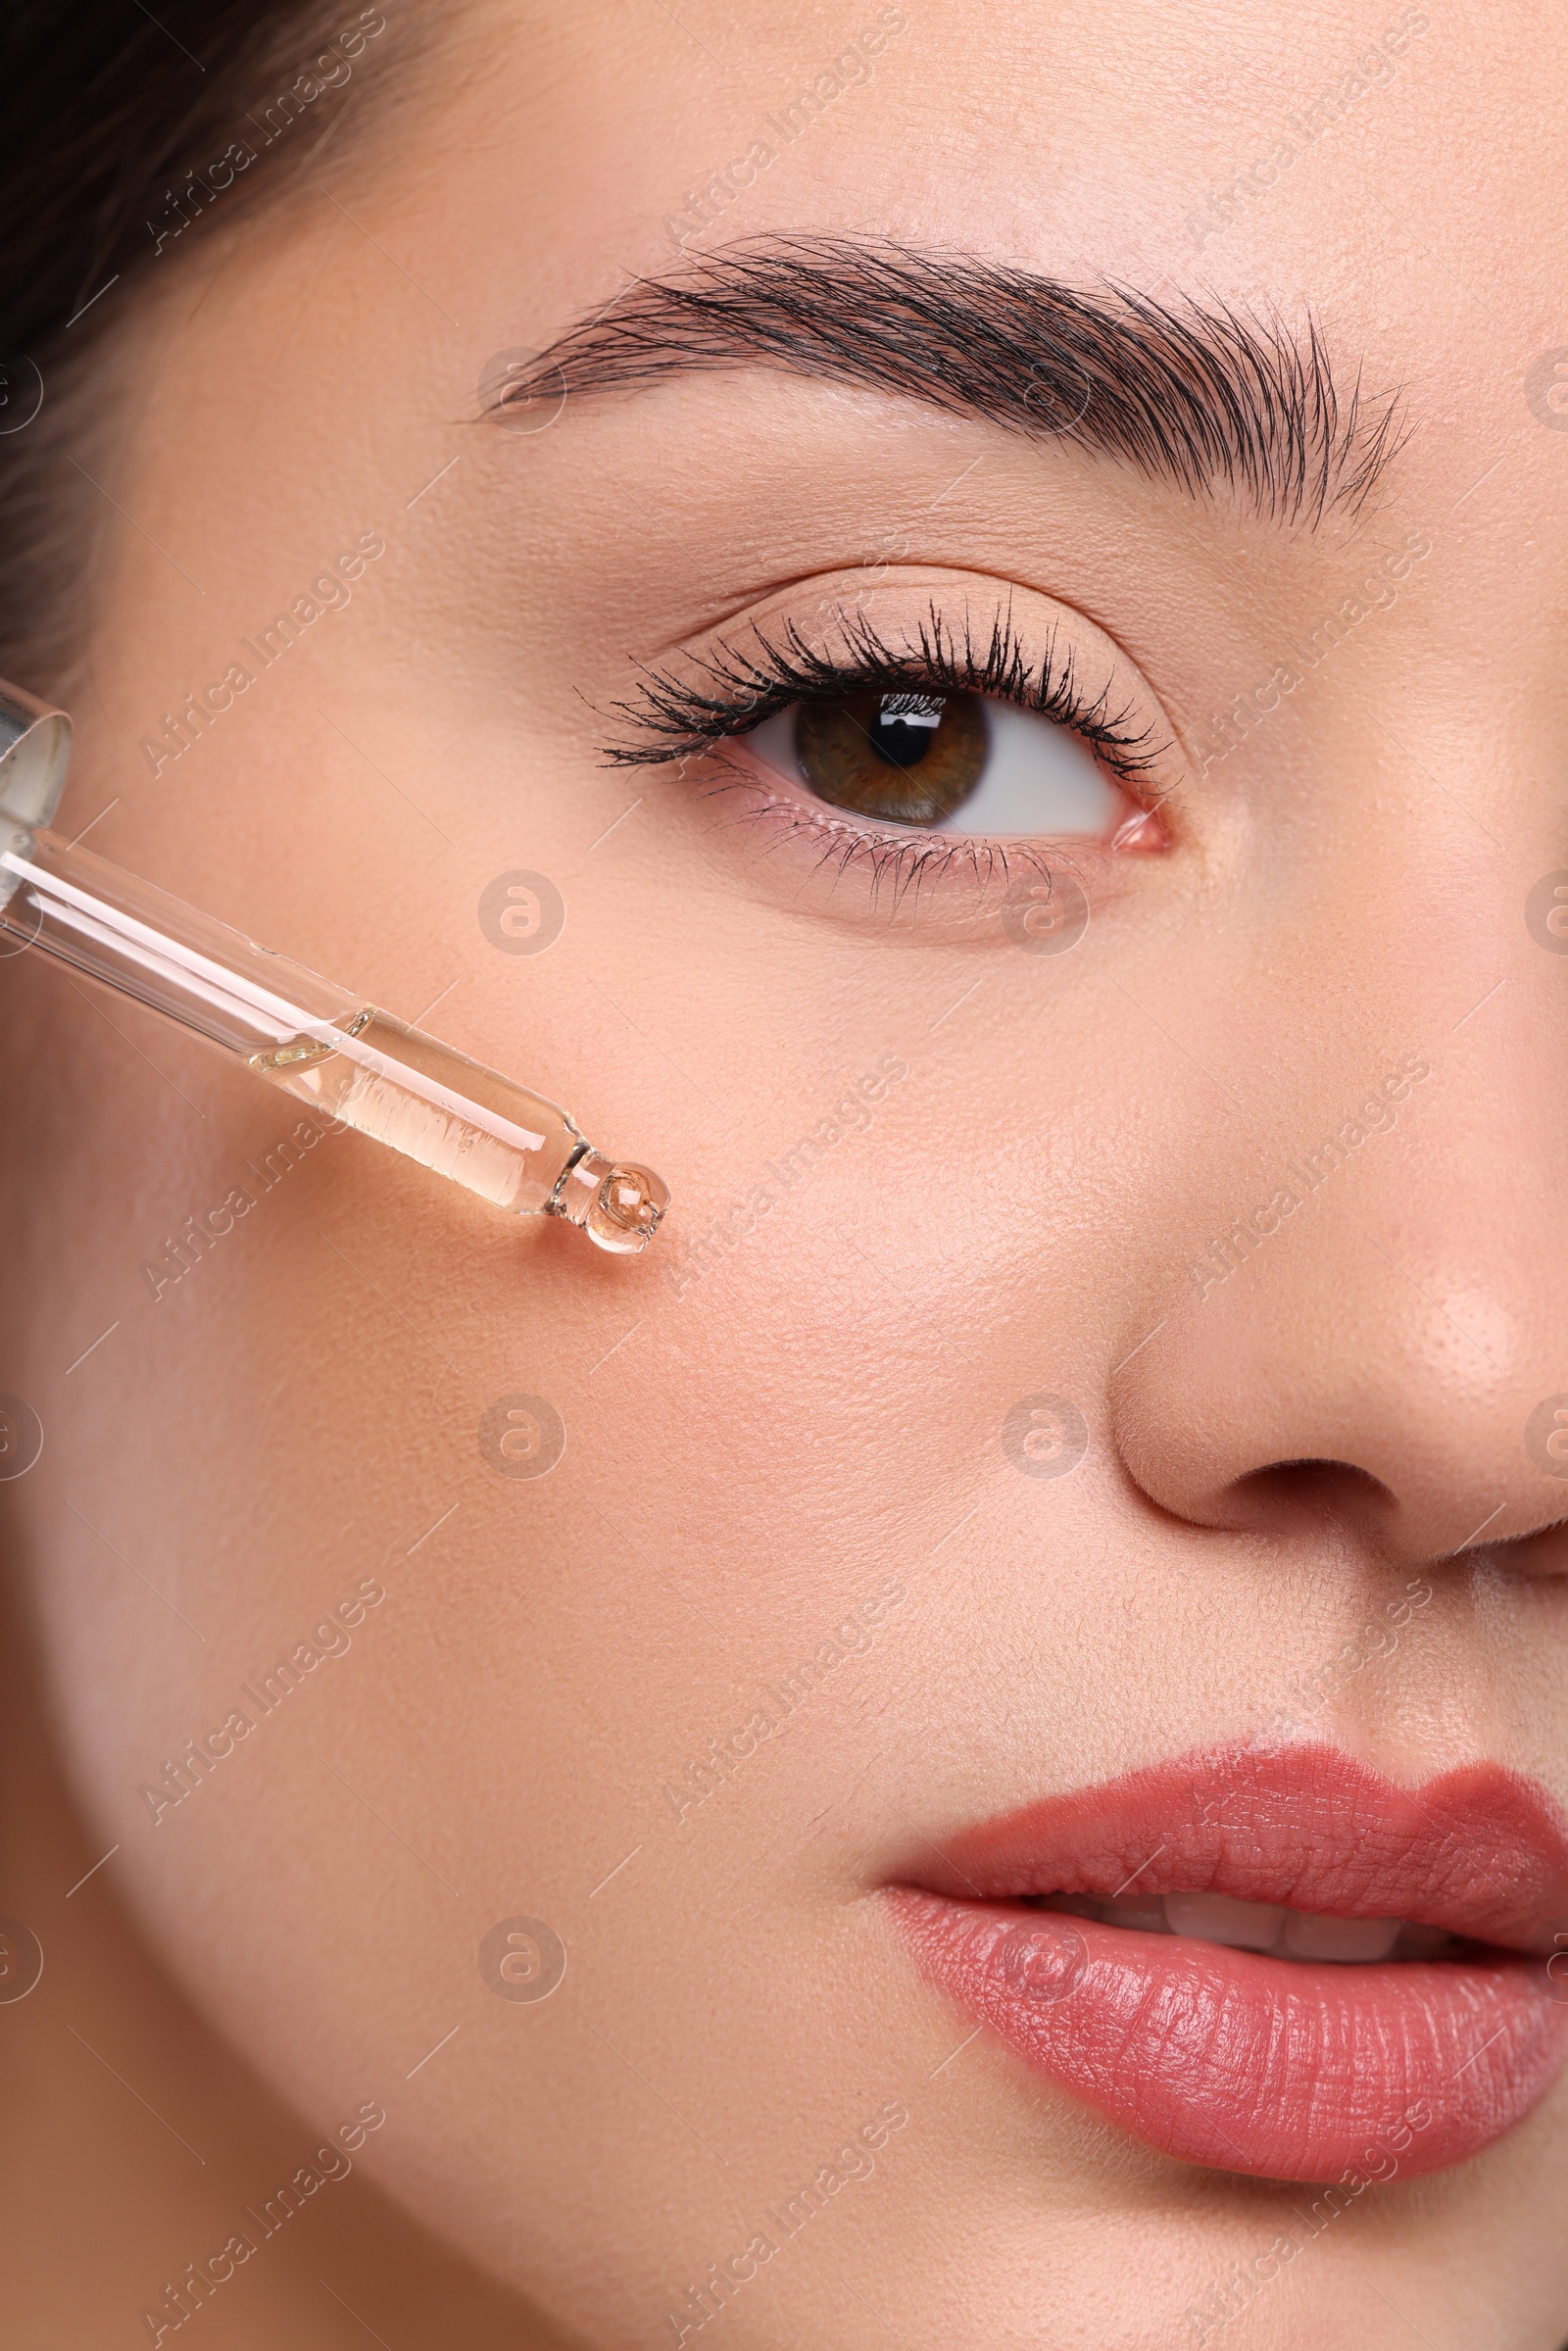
[898,1741,1568,1955]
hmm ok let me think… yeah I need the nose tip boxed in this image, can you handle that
[1113,1249,1568,1568]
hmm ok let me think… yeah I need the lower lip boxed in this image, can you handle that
[890,1888,1568,2181]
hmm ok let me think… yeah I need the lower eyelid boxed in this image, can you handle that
[705,764,1091,928]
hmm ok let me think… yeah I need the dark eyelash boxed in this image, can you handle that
[598,599,1167,785]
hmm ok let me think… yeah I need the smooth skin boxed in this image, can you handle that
[3,3,1568,2345]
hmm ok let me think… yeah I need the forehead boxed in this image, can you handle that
[423,0,1545,371]
[115,0,1568,724]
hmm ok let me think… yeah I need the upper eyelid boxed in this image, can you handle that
[600,599,1172,785]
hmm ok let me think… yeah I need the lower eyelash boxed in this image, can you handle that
[696,747,1067,918]
[600,599,1167,788]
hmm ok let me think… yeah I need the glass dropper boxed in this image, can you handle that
[0,682,668,1255]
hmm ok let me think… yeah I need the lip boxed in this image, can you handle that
[887,1742,1568,2182]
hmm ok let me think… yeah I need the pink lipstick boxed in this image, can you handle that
[888,1743,1568,2181]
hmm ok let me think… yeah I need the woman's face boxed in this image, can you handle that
[11,0,1568,2341]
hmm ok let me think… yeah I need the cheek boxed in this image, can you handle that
[9,854,1141,2314]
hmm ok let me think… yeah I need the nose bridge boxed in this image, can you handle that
[1113,897,1568,1561]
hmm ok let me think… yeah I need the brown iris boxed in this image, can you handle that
[795,690,988,827]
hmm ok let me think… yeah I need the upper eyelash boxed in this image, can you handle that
[598,599,1168,785]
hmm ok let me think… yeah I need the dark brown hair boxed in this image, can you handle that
[0,1,396,681]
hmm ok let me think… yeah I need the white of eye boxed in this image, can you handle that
[945,699,1123,836]
[746,698,1126,838]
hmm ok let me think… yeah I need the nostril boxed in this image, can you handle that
[1226,1457,1397,1529]
[1480,1520,1568,1578]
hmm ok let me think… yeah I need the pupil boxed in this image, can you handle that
[871,693,945,769]
[794,686,988,827]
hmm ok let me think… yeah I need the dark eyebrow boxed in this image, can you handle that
[503,237,1405,526]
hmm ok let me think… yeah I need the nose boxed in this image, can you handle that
[1112,968,1568,1569]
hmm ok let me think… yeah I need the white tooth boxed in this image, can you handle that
[1281,1913,1402,1963]
[1164,1891,1286,1951]
[1100,1898,1170,1934]
[1393,1922,1456,1957]
[1039,1894,1102,1923]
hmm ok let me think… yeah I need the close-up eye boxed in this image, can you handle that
[746,688,1129,836]
[604,594,1173,880]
